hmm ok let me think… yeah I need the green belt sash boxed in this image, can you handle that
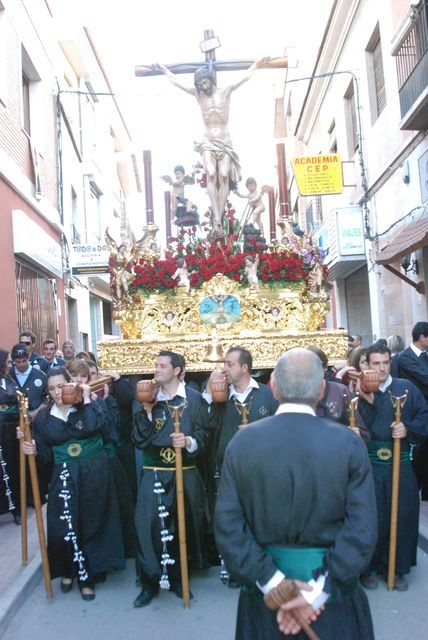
[243,545,357,602]
[53,435,104,463]
[367,440,410,465]
[142,446,195,470]
[104,442,117,459]
[0,404,18,414]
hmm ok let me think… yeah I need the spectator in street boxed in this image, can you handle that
[307,346,369,440]
[358,343,428,591]
[19,330,45,370]
[62,340,75,361]
[348,334,362,352]
[397,322,428,499]
[0,348,21,524]
[9,344,48,422]
[42,339,65,371]
[388,334,405,377]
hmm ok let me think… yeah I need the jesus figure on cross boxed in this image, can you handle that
[156,58,268,237]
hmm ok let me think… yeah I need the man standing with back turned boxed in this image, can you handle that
[215,348,377,639]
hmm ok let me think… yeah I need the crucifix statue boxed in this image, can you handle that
[136,31,288,239]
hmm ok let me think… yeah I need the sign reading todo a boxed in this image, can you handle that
[291,154,343,196]
[70,243,110,275]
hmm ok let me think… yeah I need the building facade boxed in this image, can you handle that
[0,0,140,354]
[287,0,428,345]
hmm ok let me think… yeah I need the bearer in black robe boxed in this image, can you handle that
[132,350,210,607]
[358,342,428,591]
[215,348,377,640]
[203,347,277,574]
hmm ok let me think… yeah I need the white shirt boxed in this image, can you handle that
[152,381,197,453]
[410,343,424,358]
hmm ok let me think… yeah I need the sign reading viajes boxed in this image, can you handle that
[71,243,110,275]
[291,154,343,196]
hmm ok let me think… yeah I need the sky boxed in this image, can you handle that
[71,0,333,242]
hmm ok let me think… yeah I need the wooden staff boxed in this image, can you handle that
[17,392,28,565]
[348,397,360,436]
[171,405,190,608]
[387,391,408,591]
[17,392,53,598]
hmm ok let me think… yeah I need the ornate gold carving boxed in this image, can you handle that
[97,274,343,374]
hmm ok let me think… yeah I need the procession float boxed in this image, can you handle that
[97,35,347,375]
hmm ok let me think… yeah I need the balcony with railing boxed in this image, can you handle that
[393,0,428,130]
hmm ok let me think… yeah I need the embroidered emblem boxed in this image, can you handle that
[67,442,82,457]
[377,447,392,461]
[160,447,176,464]
[154,416,166,431]
[259,406,267,416]
[74,420,84,430]
[34,379,42,387]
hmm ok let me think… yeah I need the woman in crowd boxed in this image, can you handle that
[23,366,125,600]
[65,359,136,559]
[0,348,21,524]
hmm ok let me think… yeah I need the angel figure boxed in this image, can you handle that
[234,178,268,237]
[307,264,323,293]
[244,255,260,291]
[172,258,191,294]
[161,165,195,222]
[105,228,136,304]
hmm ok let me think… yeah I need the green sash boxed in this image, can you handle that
[142,445,195,470]
[53,435,104,463]
[243,545,357,602]
[265,545,327,582]
[0,404,18,414]
[367,440,410,465]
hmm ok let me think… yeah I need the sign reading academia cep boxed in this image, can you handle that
[291,154,343,196]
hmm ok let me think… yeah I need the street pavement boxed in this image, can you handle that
[2,504,428,639]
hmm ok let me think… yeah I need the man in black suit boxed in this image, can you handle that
[41,339,65,372]
[215,348,377,640]
[398,321,428,498]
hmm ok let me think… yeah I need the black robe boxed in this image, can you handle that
[0,377,20,515]
[358,377,428,575]
[132,386,210,586]
[215,412,377,640]
[33,402,125,581]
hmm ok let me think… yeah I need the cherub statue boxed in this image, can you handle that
[172,258,191,294]
[244,255,260,291]
[307,264,323,293]
[161,165,195,223]
[234,178,267,237]
[105,228,137,304]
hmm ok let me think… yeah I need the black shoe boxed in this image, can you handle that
[171,582,193,600]
[13,512,21,526]
[393,575,408,591]
[60,578,74,593]
[228,578,240,589]
[133,585,159,608]
[78,583,95,601]
[360,574,378,590]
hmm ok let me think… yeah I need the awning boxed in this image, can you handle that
[376,208,428,264]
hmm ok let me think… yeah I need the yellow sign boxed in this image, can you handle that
[291,154,343,196]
